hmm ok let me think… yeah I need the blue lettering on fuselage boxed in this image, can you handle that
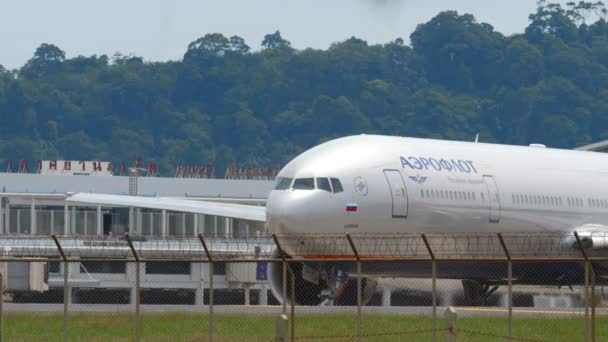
[400,156,477,174]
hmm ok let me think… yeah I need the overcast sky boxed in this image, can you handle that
[0,0,547,69]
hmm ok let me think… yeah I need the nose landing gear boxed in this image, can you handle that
[462,279,499,306]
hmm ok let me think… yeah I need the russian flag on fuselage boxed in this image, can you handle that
[346,203,358,212]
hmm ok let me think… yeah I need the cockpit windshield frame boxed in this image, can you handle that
[274,176,344,193]
[273,177,293,190]
[292,178,315,190]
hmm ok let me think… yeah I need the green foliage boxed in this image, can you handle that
[2,2,608,174]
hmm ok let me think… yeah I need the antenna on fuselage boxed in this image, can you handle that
[474,133,479,143]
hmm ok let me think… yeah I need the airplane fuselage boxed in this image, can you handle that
[267,135,608,261]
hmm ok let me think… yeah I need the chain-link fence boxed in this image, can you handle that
[0,232,605,341]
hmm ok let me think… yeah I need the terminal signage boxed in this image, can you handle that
[39,160,114,176]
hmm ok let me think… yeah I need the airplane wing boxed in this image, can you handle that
[66,193,267,222]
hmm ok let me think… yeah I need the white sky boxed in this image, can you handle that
[0,0,545,69]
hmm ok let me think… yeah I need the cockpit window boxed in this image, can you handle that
[316,178,332,192]
[330,178,343,193]
[293,178,315,190]
[273,177,293,190]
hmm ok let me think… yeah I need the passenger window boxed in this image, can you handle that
[293,178,315,190]
[330,178,343,193]
[316,178,332,192]
[273,177,293,190]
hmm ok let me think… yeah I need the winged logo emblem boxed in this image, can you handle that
[408,175,428,184]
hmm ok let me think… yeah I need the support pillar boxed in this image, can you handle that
[225,217,231,238]
[244,284,251,305]
[30,198,36,235]
[161,210,167,238]
[96,205,102,236]
[50,210,55,235]
[129,207,134,234]
[382,287,392,307]
[0,197,4,234]
[195,281,203,305]
[180,213,186,237]
[3,199,8,235]
[193,214,199,236]
[136,209,142,236]
[63,204,69,236]
[259,285,268,305]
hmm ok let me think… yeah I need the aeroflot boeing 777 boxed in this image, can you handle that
[68,135,608,305]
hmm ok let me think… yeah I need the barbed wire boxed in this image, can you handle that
[0,232,605,260]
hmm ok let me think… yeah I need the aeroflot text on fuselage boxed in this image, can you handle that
[400,156,478,174]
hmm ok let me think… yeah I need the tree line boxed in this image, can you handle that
[1,1,608,174]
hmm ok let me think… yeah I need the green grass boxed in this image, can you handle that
[1,312,605,341]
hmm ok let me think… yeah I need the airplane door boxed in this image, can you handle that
[383,170,408,218]
[483,175,500,223]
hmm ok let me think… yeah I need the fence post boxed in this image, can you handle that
[346,234,362,342]
[498,233,512,342]
[275,314,289,341]
[272,235,288,316]
[591,266,596,342]
[125,233,141,342]
[52,235,68,342]
[421,234,436,342]
[290,268,295,342]
[0,268,3,342]
[574,232,591,342]
[272,234,295,341]
[198,234,214,342]
[444,307,458,342]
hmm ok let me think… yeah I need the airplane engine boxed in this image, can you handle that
[267,250,378,305]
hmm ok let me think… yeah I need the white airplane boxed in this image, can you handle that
[65,134,608,305]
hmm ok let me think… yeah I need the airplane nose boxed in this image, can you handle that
[266,190,311,235]
[266,191,286,234]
